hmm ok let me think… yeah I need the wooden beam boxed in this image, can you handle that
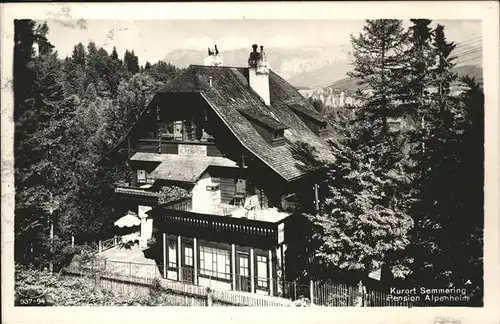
[177,235,182,282]
[314,183,319,213]
[194,237,198,285]
[250,248,255,293]
[268,249,274,296]
[163,233,167,278]
[231,244,236,290]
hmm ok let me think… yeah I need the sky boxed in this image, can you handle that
[41,19,482,65]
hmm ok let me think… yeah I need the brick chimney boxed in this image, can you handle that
[203,44,223,67]
[248,44,270,105]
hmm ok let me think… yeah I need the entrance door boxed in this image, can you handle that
[182,245,195,284]
[236,252,251,292]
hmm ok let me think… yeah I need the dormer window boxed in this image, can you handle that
[238,109,288,147]
[289,103,329,137]
[273,129,284,140]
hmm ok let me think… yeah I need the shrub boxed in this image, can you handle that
[157,185,191,205]
[147,236,156,247]
[15,264,195,306]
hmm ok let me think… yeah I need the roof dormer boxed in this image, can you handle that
[288,103,329,137]
[238,109,287,147]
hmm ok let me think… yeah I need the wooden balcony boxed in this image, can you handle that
[148,198,288,250]
[136,139,223,157]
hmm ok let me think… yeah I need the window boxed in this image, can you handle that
[173,121,183,141]
[239,256,249,276]
[256,255,268,288]
[168,240,177,268]
[184,246,193,267]
[235,179,246,194]
[273,130,284,140]
[281,193,298,212]
[199,246,231,280]
[206,184,220,191]
[137,170,147,183]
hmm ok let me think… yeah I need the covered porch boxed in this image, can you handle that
[146,200,291,297]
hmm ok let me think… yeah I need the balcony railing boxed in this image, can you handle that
[136,138,222,156]
[151,208,281,249]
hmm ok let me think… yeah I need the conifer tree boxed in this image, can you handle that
[15,47,79,264]
[291,21,416,282]
[87,41,97,56]
[71,42,87,66]
[110,46,120,62]
[348,19,409,136]
[431,24,458,115]
[400,19,434,121]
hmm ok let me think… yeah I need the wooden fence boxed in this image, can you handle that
[65,256,440,307]
[64,262,295,307]
[311,281,434,307]
[312,281,353,306]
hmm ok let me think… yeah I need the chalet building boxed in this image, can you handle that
[108,44,335,297]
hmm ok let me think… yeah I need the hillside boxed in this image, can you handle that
[299,65,483,109]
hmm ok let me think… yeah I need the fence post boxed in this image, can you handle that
[355,280,363,307]
[98,240,102,253]
[310,280,314,305]
[71,236,75,248]
[94,270,101,293]
[206,287,213,307]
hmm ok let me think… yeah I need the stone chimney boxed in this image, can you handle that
[203,44,223,67]
[248,44,270,105]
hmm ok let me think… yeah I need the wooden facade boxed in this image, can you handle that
[108,56,334,296]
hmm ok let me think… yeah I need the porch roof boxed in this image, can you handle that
[132,153,238,183]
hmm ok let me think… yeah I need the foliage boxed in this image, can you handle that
[289,20,483,300]
[347,19,409,135]
[308,97,326,113]
[145,60,183,84]
[158,185,192,205]
[123,49,140,75]
[292,119,414,281]
[14,20,183,267]
[147,236,157,247]
[14,264,185,306]
[118,240,135,250]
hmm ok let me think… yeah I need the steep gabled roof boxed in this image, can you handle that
[106,65,336,181]
[159,65,334,181]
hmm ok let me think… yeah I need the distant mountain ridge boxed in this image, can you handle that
[299,65,483,109]
[163,42,481,90]
[163,45,353,86]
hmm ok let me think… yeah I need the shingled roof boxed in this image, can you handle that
[159,65,335,181]
[131,153,238,183]
[238,109,288,131]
